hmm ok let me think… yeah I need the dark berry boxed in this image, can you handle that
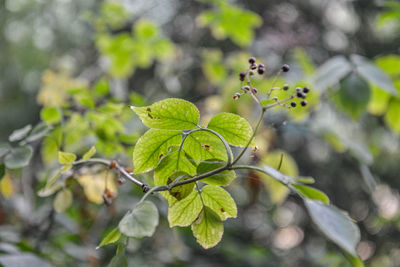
[303,86,310,93]
[257,67,265,75]
[252,88,258,94]
[296,91,304,98]
[283,84,289,90]
[258,63,264,68]
[291,101,297,107]
[250,63,257,70]
[249,57,256,64]
[239,72,246,81]
[281,64,290,72]
[301,100,307,107]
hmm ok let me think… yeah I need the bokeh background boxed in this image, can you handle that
[1,0,400,266]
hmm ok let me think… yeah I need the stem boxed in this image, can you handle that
[230,164,294,185]
[139,184,168,203]
[200,128,233,166]
[73,158,145,189]
[264,95,295,110]
[232,107,266,165]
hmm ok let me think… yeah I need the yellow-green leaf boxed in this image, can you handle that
[82,146,96,160]
[191,207,223,249]
[53,189,73,213]
[168,190,202,227]
[130,98,200,130]
[292,184,330,204]
[58,151,77,164]
[97,227,121,249]
[201,185,237,221]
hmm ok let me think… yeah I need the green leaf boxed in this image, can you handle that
[384,99,400,134]
[40,107,62,124]
[154,148,197,206]
[292,184,330,204]
[4,146,33,169]
[196,1,261,47]
[53,189,73,213]
[313,56,352,92]
[201,185,237,221]
[0,143,11,157]
[367,86,391,115]
[82,146,96,160]
[183,131,228,164]
[97,227,121,249]
[305,199,360,256]
[132,129,182,174]
[119,201,159,238]
[336,72,370,120]
[351,54,397,96]
[9,125,32,142]
[25,122,51,142]
[108,244,128,267]
[207,113,254,147]
[0,164,5,180]
[191,206,223,249]
[168,190,202,227]
[167,171,195,200]
[130,98,200,130]
[197,159,235,186]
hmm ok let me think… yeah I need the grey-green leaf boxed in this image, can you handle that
[336,72,370,120]
[197,159,235,186]
[351,54,397,96]
[0,143,11,157]
[207,112,254,147]
[9,125,32,142]
[133,129,182,174]
[119,201,159,238]
[131,98,200,130]
[0,164,5,180]
[4,145,33,169]
[305,199,360,256]
[108,244,127,267]
[25,122,51,142]
[313,56,352,92]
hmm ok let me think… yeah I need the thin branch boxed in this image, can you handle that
[232,107,266,165]
[73,158,145,189]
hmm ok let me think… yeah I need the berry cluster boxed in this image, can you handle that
[235,57,311,109]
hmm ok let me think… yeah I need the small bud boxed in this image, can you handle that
[252,87,258,94]
[249,70,254,76]
[249,57,256,64]
[272,96,278,101]
[239,72,246,81]
[301,93,307,99]
[109,161,116,169]
[296,87,302,92]
[252,146,259,152]
[281,64,290,72]
[243,85,250,92]
[303,86,310,93]
[301,100,307,107]
[283,84,289,90]
[291,101,297,107]
[233,93,240,100]
[250,63,257,70]
[117,176,126,185]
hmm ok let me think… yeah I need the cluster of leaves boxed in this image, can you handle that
[197,0,262,47]
[82,93,362,263]
[94,2,174,77]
